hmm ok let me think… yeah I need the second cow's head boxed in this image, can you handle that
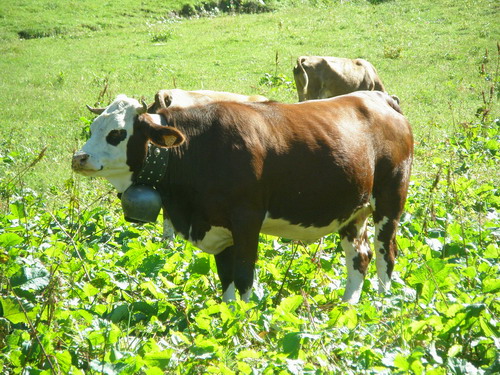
[72,95,185,192]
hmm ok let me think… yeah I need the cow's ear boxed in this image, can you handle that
[155,90,172,110]
[148,123,186,148]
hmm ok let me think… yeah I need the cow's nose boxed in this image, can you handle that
[72,151,89,170]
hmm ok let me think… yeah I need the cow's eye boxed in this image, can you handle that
[106,129,127,146]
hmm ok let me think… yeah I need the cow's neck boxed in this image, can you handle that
[106,172,133,193]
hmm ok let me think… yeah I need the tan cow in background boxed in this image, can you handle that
[293,56,386,102]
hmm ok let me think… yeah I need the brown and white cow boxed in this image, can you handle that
[72,92,413,304]
[293,56,386,102]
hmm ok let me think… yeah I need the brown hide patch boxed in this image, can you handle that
[352,250,373,275]
[341,221,373,275]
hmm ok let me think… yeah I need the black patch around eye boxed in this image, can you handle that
[106,129,127,146]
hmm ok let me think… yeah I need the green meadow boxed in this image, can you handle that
[0,0,498,374]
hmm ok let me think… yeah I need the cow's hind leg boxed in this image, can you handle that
[339,210,373,304]
[372,169,410,295]
[373,215,397,294]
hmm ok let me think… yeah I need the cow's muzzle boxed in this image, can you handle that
[72,151,90,171]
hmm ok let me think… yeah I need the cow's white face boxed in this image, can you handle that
[72,95,143,192]
[72,94,186,193]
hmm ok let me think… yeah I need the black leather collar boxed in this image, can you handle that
[133,144,169,189]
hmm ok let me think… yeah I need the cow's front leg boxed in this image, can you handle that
[215,242,257,303]
[233,251,256,303]
[230,211,262,302]
[215,246,236,302]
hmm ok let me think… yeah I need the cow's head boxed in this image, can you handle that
[72,95,185,192]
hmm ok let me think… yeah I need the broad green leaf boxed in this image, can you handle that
[82,282,99,298]
[479,316,498,337]
[447,344,463,358]
[483,277,500,293]
[393,354,410,371]
[484,244,498,259]
[139,281,165,299]
[337,307,358,329]
[410,359,425,375]
[421,279,436,304]
[9,202,26,219]
[138,254,165,277]
[10,262,50,292]
[485,139,498,151]
[282,332,301,358]
[426,368,447,375]
[190,255,210,275]
[408,320,428,337]
[207,364,235,375]
[190,337,221,359]
[87,331,106,348]
[278,295,303,313]
[236,349,261,360]
[107,305,129,323]
[143,349,174,368]
[0,233,23,247]
[194,315,211,331]
[1,297,35,324]
[144,367,164,375]
[55,350,72,374]
[236,361,253,374]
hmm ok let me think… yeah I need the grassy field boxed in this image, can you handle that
[0,0,498,195]
[0,0,499,374]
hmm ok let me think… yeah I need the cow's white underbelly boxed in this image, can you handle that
[189,226,234,255]
[260,216,341,243]
[189,214,344,255]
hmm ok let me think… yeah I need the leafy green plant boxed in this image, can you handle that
[259,73,295,93]
[147,18,179,43]
[383,45,403,59]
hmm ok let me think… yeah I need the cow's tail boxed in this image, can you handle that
[293,57,309,101]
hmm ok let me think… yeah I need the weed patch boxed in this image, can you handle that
[17,27,67,40]
[178,0,275,18]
